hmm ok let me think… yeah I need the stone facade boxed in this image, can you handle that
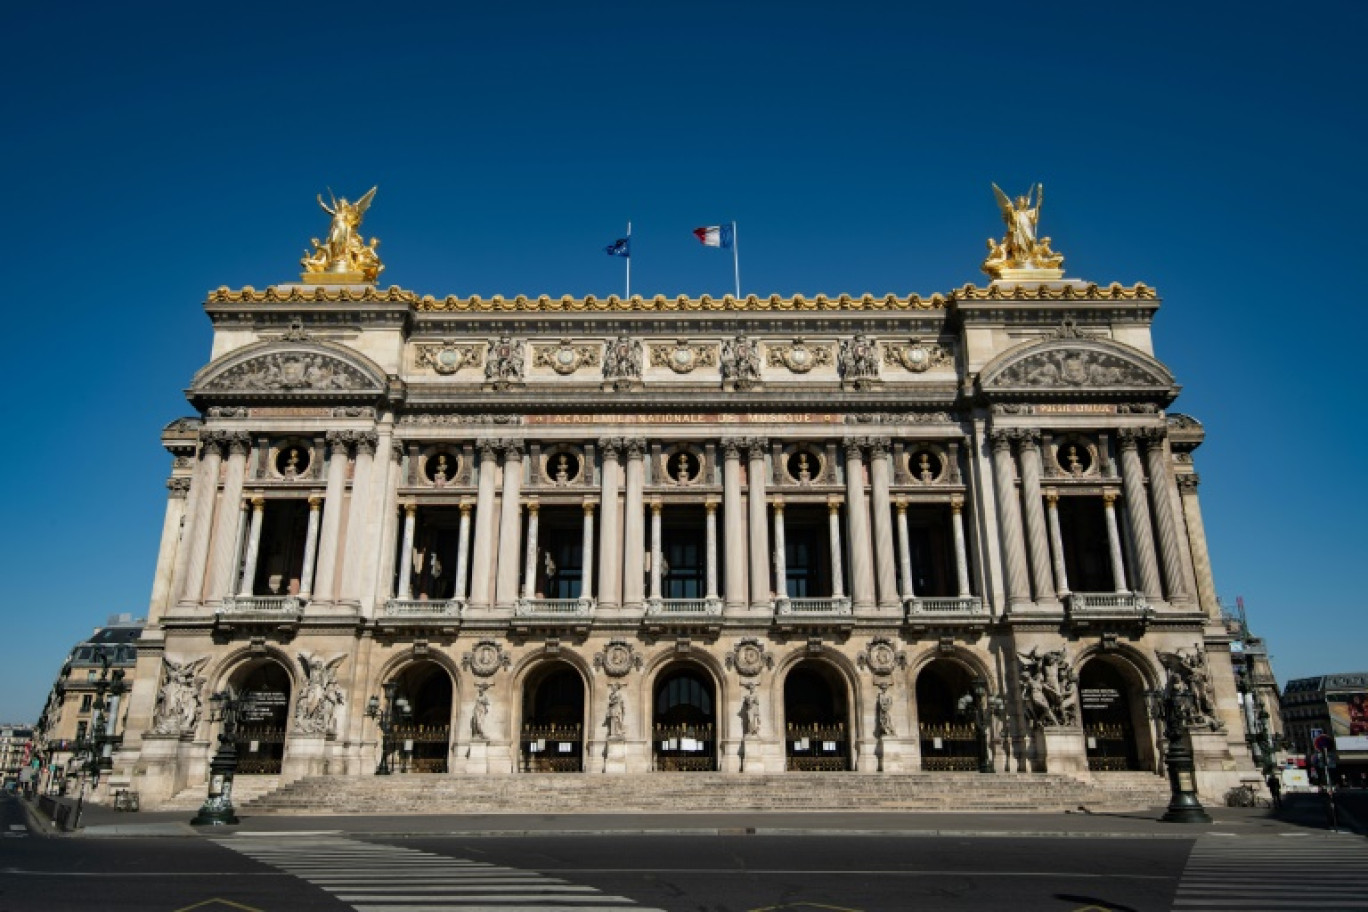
[111,217,1255,806]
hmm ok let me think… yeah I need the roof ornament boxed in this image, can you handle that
[982,182,1066,282]
[300,186,383,284]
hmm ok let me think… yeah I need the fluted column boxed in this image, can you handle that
[895,497,914,600]
[597,439,622,610]
[1176,474,1220,616]
[989,430,1031,607]
[580,500,596,603]
[522,500,540,600]
[951,498,971,597]
[364,428,400,612]
[746,438,771,608]
[467,440,500,609]
[621,440,647,610]
[722,439,748,610]
[844,440,876,610]
[311,432,351,603]
[1016,431,1056,603]
[396,503,417,599]
[648,500,663,604]
[1116,430,1163,599]
[298,495,323,599]
[236,496,266,597]
[1143,430,1188,603]
[172,436,222,607]
[772,497,788,606]
[454,501,472,602]
[148,477,191,620]
[1043,489,1069,598]
[827,498,846,600]
[340,431,377,605]
[704,499,720,604]
[494,443,524,609]
[204,433,251,604]
[1102,491,1127,593]
[868,438,899,609]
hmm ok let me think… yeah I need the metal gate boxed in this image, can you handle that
[520,723,583,772]
[390,724,450,773]
[234,724,285,775]
[786,723,850,771]
[919,722,980,771]
[1085,722,1139,771]
[654,723,716,771]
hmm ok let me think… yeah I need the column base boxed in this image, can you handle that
[1038,725,1090,778]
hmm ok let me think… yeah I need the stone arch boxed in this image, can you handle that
[514,654,592,773]
[370,651,460,774]
[649,658,722,771]
[208,648,298,776]
[641,648,728,736]
[978,335,1178,403]
[1073,647,1159,773]
[188,338,389,403]
[777,649,858,771]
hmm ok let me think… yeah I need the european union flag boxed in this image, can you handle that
[605,237,630,258]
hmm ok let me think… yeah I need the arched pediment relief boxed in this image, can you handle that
[191,341,387,397]
[979,338,1175,396]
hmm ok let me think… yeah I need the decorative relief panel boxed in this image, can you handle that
[593,640,642,677]
[204,352,374,392]
[857,637,906,676]
[837,334,880,381]
[462,640,511,677]
[996,349,1157,387]
[883,338,953,373]
[766,338,833,374]
[649,342,717,374]
[726,638,774,676]
[533,340,601,375]
[485,336,526,384]
[416,343,483,375]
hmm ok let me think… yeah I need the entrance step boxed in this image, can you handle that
[241,771,1170,815]
[159,775,283,811]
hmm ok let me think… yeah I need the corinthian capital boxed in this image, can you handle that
[166,476,192,498]
[866,435,891,459]
[597,437,623,459]
[988,429,1015,452]
[354,431,379,456]
[744,437,768,460]
[1114,428,1141,450]
[1176,473,1201,493]
[1013,428,1042,449]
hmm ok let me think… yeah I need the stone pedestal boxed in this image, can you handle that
[134,734,196,807]
[874,737,906,773]
[465,740,489,775]
[1188,728,1239,800]
[1039,725,1090,778]
[281,734,328,783]
[603,739,627,774]
[739,737,767,773]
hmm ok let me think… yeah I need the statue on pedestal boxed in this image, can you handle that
[982,183,1066,280]
[300,187,384,283]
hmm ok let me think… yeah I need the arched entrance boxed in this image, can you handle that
[653,665,717,771]
[230,660,291,775]
[916,659,980,771]
[520,663,585,772]
[386,661,454,773]
[1078,656,1149,772]
[783,661,850,771]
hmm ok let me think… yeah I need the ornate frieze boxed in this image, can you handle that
[484,336,526,385]
[883,338,953,373]
[845,412,956,425]
[720,335,762,386]
[532,340,601,375]
[416,342,483,375]
[399,413,522,425]
[649,341,717,374]
[995,349,1158,387]
[837,334,880,382]
[203,352,374,392]
[766,338,833,374]
[602,336,644,383]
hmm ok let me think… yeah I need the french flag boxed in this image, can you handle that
[692,224,734,249]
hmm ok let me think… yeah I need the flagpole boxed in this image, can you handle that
[731,220,741,299]
[626,221,632,299]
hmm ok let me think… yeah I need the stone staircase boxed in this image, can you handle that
[238,771,1171,815]
[159,775,283,811]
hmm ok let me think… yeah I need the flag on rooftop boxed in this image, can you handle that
[692,224,734,249]
[604,237,630,258]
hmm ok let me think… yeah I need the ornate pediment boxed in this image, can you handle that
[192,341,387,397]
[979,338,1175,397]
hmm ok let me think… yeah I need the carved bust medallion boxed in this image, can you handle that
[594,640,641,677]
[462,640,509,677]
[727,638,773,677]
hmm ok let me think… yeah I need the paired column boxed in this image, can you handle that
[1102,492,1128,593]
[597,439,622,610]
[771,497,788,605]
[1016,431,1057,603]
[895,498,914,600]
[951,498,972,597]
[746,438,771,608]
[988,430,1032,606]
[339,431,377,605]
[621,440,646,610]
[722,439,748,610]
[147,476,192,620]
[494,442,524,609]
[868,439,900,609]
[522,501,540,601]
[204,433,251,604]
[844,440,876,610]
[311,431,352,604]
[235,496,266,597]
[1176,474,1220,615]
[1142,430,1188,603]
[171,436,222,608]
[579,500,596,604]
[454,501,473,602]
[704,500,720,605]
[827,498,846,601]
[1043,490,1069,598]
[1116,430,1163,599]
[648,500,663,604]
[467,440,500,609]
[298,495,323,599]
[396,504,417,599]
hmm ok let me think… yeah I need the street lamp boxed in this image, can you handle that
[71,656,126,828]
[957,678,1005,774]
[1145,681,1212,824]
[366,681,411,775]
[191,689,241,826]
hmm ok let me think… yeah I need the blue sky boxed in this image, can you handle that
[1,2,1364,722]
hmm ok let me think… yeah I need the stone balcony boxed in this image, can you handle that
[642,597,724,635]
[1065,591,1152,628]
[774,596,854,632]
[904,595,988,632]
[511,597,595,636]
[377,598,464,634]
[214,595,304,632]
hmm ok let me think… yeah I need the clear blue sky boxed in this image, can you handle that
[2,2,1364,722]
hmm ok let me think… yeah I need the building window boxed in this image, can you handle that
[80,695,93,712]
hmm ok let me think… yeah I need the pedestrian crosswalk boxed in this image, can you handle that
[218,834,667,911]
[1173,833,1368,910]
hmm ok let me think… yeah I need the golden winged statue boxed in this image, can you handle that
[982,182,1065,280]
[301,186,384,283]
